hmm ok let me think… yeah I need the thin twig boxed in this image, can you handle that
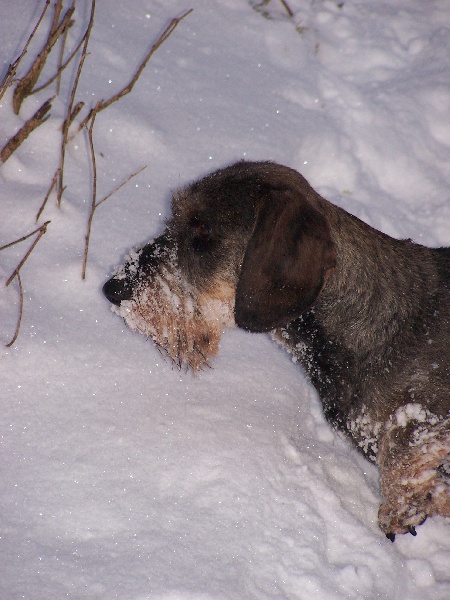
[56,24,69,95]
[77,9,193,132]
[67,101,85,127]
[4,222,50,347]
[36,171,59,222]
[0,0,52,101]
[0,97,53,163]
[5,221,51,286]
[5,273,24,348]
[81,109,99,279]
[57,0,96,206]
[0,61,19,102]
[95,165,147,208]
[82,113,147,279]
[0,220,51,252]
[79,8,192,278]
[279,0,294,18]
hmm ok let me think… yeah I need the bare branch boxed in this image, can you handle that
[0,97,53,163]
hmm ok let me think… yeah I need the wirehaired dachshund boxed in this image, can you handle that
[103,161,450,540]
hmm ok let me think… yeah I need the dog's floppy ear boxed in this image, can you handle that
[235,187,336,332]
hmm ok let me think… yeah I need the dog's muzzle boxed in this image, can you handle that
[103,238,235,371]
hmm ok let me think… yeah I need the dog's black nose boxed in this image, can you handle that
[103,277,133,305]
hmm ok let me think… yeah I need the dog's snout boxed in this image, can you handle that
[103,277,133,305]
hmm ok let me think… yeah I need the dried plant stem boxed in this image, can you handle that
[36,171,59,222]
[0,0,52,101]
[5,273,24,348]
[49,0,64,34]
[31,32,85,96]
[0,97,53,163]
[0,62,19,101]
[5,221,51,285]
[81,110,147,279]
[3,221,50,347]
[279,0,294,18]
[13,1,74,114]
[57,0,96,206]
[95,165,147,208]
[0,221,51,253]
[77,9,193,132]
[81,110,99,280]
[56,24,69,95]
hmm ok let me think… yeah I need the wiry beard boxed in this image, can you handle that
[111,246,235,371]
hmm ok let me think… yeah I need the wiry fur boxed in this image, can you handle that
[103,160,450,540]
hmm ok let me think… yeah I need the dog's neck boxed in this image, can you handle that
[315,203,437,360]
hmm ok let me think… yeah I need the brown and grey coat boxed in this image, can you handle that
[103,161,450,540]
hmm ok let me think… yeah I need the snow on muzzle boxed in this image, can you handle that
[103,237,235,371]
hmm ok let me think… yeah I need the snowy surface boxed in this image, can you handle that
[1,1,449,598]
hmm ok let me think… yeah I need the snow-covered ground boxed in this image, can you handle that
[1,1,449,598]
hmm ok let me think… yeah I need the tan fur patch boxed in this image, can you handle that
[114,267,235,371]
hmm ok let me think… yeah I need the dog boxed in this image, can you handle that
[103,160,450,540]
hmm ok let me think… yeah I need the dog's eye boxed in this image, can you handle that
[189,215,213,253]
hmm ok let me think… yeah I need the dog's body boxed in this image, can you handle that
[103,161,450,539]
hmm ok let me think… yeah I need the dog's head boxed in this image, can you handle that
[103,161,336,368]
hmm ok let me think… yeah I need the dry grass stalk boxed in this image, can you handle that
[5,273,24,348]
[67,101,85,127]
[13,1,74,114]
[0,62,20,103]
[0,97,53,163]
[81,108,147,279]
[1,1,82,168]
[1,3,193,344]
[57,0,97,206]
[2,221,51,347]
[50,0,64,32]
[36,170,60,222]
[3,221,51,283]
[56,24,69,95]
[95,165,147,209]
[279,0,294,18]
[77,9,193,132]
[0,0,52,102]
[31,33,85,96]
[81,110,99,280]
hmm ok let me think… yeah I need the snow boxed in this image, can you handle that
[1,0,449,598]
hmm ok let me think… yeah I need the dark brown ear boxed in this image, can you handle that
[235,188,336,332]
